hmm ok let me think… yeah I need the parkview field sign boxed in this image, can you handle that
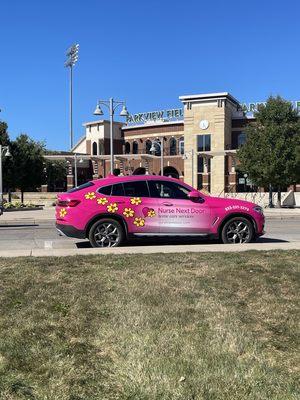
[127,100,300,125]
[241,100,300,114]
[127,108,183,124]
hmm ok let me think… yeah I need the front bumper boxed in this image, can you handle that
[56,223,86,239]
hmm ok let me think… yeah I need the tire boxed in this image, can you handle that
[89,218,124,248]
[221,217,254,244]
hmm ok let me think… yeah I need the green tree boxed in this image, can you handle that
[10,134,45,202]
[0,121,10,145]
[237,96,300,207]
[44,159,67,191]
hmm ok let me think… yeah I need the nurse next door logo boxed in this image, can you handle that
[158,207,204,215]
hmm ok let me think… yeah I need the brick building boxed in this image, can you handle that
[45,92,299,195]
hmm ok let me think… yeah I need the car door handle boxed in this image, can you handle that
[115,200,125,204]
[162,202,173,206]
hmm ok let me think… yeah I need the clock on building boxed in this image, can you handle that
[199,120,209,130]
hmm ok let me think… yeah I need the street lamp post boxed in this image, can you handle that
[0,145,11,206]
[182,149,194,187]
[94,99,129,174]
[65,44,79,150]
[150,138,164,176]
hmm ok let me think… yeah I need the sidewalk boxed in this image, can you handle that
[0,241,298,258]
[0,207,299,224]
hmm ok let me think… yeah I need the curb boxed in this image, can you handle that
[0,242,299,258]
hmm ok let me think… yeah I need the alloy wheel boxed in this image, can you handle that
[94,222,120,247]
[225,220,251,244]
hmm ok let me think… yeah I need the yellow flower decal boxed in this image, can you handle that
[123,207,135,218]
[59,208,67,218]
[107,202,118,213]
[97,197,108,205]
[85,192,96,200]
[134,217,145,227]
[147,209,156,218]
[130,197,142,205]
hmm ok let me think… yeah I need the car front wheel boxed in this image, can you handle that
[221,217,254,244]
[89,218,124,248]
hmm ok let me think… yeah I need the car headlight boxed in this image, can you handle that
[253,206,264,215]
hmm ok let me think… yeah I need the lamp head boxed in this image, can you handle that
[94,104,104,116]
[4,148,11,157]
[120,105,129,117]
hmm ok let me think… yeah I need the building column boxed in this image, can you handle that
[228,155,237,192]
[66,161,74,190]
[92,160,99,180]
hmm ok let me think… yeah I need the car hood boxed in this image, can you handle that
[207,195,258,211]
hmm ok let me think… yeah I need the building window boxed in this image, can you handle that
[179,136,184,155]
[92,142,98,155]
[153,140,161,156]
[99,140,104,155]
[197,134,211,152]
[132,141,138,154]
[125,142,130,154]
[237,132,246,147]
[197,156,211,191]
[145,140,152,154]
[197,156,211,173]
[169,137,177,155]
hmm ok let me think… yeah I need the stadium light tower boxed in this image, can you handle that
[65,44,79,150]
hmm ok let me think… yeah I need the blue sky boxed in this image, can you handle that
[0,0,300,150]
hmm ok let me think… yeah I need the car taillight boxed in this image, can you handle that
[57,199,81,207]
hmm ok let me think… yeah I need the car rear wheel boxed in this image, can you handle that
[221,217,254,244]
[89,219,124,248]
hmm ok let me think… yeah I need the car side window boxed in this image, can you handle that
[148,181,190,199]
[111,183,125,196]
[123,181,150,197]
[98,185,112,195]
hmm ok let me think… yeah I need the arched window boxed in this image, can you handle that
[154,139,161,156]
[169,137,177,155]
[179,136,184,155]
[132,141,138,154]
[125,142,130,154]
[145,140,152,154]
[92,142,98,155]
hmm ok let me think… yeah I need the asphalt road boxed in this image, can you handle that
[0,218,299,251]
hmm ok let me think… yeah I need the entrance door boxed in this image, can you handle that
[148,180,211,234]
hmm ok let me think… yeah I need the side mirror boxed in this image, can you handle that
[188,190,204,203]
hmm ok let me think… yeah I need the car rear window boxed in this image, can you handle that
[98,185,112,195]
[67,181,94,193]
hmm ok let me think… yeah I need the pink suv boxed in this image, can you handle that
[56,175,265,247]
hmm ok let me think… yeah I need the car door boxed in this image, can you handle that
[148,180,211,234]
[121,180,160,234]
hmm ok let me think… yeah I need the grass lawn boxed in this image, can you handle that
[0,251,299,400]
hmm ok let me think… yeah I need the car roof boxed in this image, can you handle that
[92,174,187,186]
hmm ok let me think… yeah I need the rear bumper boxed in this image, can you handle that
[56,223,86,239]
